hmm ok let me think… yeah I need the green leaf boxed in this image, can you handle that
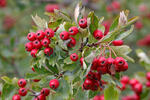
[64,57,73,64]
[104,85,119,100]
[1,76,12,84]
[74,2,82,23]
[75,87,88,100]
[109,16,119,31]
[64,22,75,31]
[55,10,71,21]
[48,18,63,29]
[88,91,100,99]
[126,16,139,26]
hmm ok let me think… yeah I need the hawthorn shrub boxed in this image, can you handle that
[0,2,144,100]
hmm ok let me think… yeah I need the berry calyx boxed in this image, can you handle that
[30,49,38,58]
[67,37,76,48]
[18,88,27,96]
[25,42,33,52]
[12,94,21,100]
[93,29,103,40]
[44,47,53,56]
[112,40,123,46]
[27,32,36,41]
[60,31,69,40]
[33,39,42,49]
[69,26,79,35]
[40,88,50,96]
[49,79,59,89]
[70,53,78,62]
[36,30,45,40]
[41,38,51,47]
[79,18,87,28]
[45,28,54,38]
[18,79,27,88]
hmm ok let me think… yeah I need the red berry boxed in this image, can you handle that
[33,40,42,49]
[36,30,45,40]
[86,71,95,79]
[35,94,46,100]
[40,88,50,96]
[129,78,139,87]
[79,18,87,28]
[25,42,33,52]
[146,72,150,81]
[91,58,99,70]
[146,81,150,87]
[60,31,69,40]
[45,28,54,38]
[33,79,41,82]
[67,37,76,48]
[93,95,104,100]
[121,61,128,71]
[41,38,51,47]
[97,65,108,74]
[70,53,78,62]
[98,57,107,66]
[18,88,27,96]
[18,79,26,88]
[93,72,101,81]
[84,78,93,89]
[133,83,143,94]
[106,5,113,12]
[32,67,35,72]
[111,1,120,10]
[49,79,59,89]
[114,57,125,67]
[44,47,53,56]
[107,57,115,65]
[27,32,36,41]
[102,21,111,36]
[93,29,103,40]
[0,0,6,8]
[45,4,59,13]
[112,40,123,46]
[30,49,38,58]
[69,26,79,35]
[80,57,84,67]
[12,94,21,100]
[135,21,143,30]
[120,83,126,91]
[120,76,129,84]
[91,81,99,91]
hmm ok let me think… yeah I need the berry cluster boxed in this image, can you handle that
[25,28,54,58]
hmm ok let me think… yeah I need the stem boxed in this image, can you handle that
[111,47,117,57]
[107,45,112,58]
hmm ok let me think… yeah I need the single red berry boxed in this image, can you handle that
[129,78,139,87]
[114,57,125,67]
[27,32,36,41]
[86,71,95,79]
[12,94,21,100]
[34,94,46,100]
[44,47,53,56]
[41,38,51,47]
[121,61,128,71]
[135,21,143,30]
[69,26,79,35]
[30,49,38,58]
[33,40,42,49]
[49,79,59,89]
[97,65,108,74]
[93,95,104,100]
[33,79,41,82]
[45,28,54,38]
[112,40,123,46]
[102,21,111,36]
[18,88,27,96]
[146,72,150,81]
[98,57,107,66]
[82,84,89,90]
[0,0,6,8]
[80,57,84,67]
[45,4,59,13]
[133,83,143,94]
[40,88,50,96]
[60,31,69,40]
[93,29,103,40]
[91,81,99,91]
[36,30,45,40]
[93,72,101,81]
[79,18,87,28]
[18,79,27,88]
[106,5,113,12]
[91,58,99,70]
[146,81,150,87]
[70,53,78,61]
[67,37,76,48]
[25,42,33,52]
[138,4,148,12]
[107,57,115,65]
[84,78,93,89]
[120,76,129,84]
[32,67,35,72]
[111,1,120,10]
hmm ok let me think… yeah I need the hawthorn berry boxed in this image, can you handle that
[114,57,125,67]
[106,5,113,12]
[49,79,59,89]
[18,88,27,96]
[121,76,129,84]
[91,81,99,91]
[67,37,76,48]
[107,57,115,65]
[98,57,107,66]
[135,21,143,30]
[33,40,42,49]
[120,83,126,91]
[45,4,59,13]
[86,71,95,79]
[45,28,54,38]
[27,32,36,41]
[44,47,53,56]
[146,72,150,81]
[60,31,69,40]
[30,49,38,58]
[25,42,33,52]
[91,58,99,70]
[121,61,128,71]
[83,78,93,89]
[80,57,84,67]
[93,72,101,81]
[34,94,46,100]
[69,26,79,35]
[97,65,108,74]
[40,88,50,96]
[33,79,41,82]
[12,94,21,100]
[146,81,150,87]
[93,95,104,100]
[93,29,103,40]
[32,67,35,72]
[112,40,123,46]
[133,83,143,94]
[79,18,87,28]
[111,1,120,10]
[0,0,6,8]
[41,38,51,47]
[70,53,78,62]
[36,30,45,40]
[18,79,27,88]
[129,78,139,87]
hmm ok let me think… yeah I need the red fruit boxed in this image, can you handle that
[102,21,111,36]
[33,79,40,82]
[67,37,76,48]
[98,57,107,66]
[129,78,139,87]
[91,58,99,70]
[12,94,21,100]
[79,18,87,28]
[146,72,150,81]
[111,1,120,10]
[93,95,104,100]
[106,5,113,12]
[133,83,143,94]
[84,78,93,89]
[49,79,59,89]
[114,57,125,67]
[70,53,78,61]
[36,30,45,40]
[0,0,6,8]
[69,26,79,35]
[135,21,143,30]
[30,49,38,58]
[146,81,150,87]
[45,28,54,38]
[139,4,147,12]
[93,29,103,40]
[60,31,69,40]
[44,47,53,56]
[33,40,42,49]
[93,72,101,81]
[121,76,129,84]
[18,79,26,88]
[86,71,95,79]
[120,83,126,91]
[112,40,123,46]
[32,67,35,72]
[18,88,27,96]
[3,16,15,30]
[80,57,84,67]
[91,81,99,91]
[97,66,108,74]
[107,57,115,65]
[27,32,36,41]
[41,38,51,47]
[121,61,128,71]
[41,88,50,96]
[35,94,46,100]
[25,42,33,52]
[45,4,59,13]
